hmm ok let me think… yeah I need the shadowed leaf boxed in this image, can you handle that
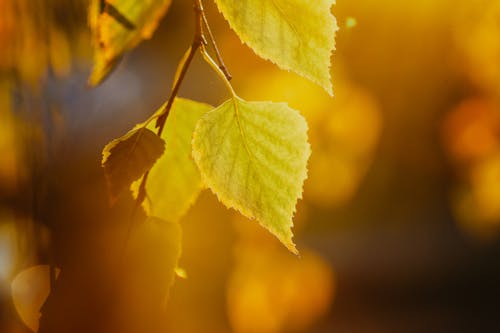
[102,127,165,202]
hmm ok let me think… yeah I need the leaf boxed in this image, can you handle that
[192,97,310,253]
[132,98,213,222]
[88,0,172,85]
[214,0,338,95]
[11,265,60,333]
[102,127,165,202]
[122,216,182,303]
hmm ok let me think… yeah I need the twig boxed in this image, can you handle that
[201,9,232,81]
[155,0,206,135]
[120,0,207,266]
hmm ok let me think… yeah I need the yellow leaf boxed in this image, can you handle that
[132,98,213,222]
[89,0,172,85]
[192,97,310,253]
[102,127,165,203]
[214,0,338,95]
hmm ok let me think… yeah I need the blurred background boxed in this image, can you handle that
[1,0,500,332]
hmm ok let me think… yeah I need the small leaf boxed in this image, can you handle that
[132,98,212,222]
[88,0,173,85]
[192,97,310,253]
[214,0,338,95]
[102,127,165,202]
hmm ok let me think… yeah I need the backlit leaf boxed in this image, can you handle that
[89,0,172,85]
[214,0,338,95]
[102,127,165,202]
[192,97,310,253]
[132,98,212,222]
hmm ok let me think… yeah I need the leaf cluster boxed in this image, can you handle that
[92,0,337,293]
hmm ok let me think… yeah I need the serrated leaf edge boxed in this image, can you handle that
[192,98,311,254]
[213,0,338,96]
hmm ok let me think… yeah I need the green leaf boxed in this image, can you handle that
[214,0,338,95]
[102,127,165,203]
[132,98,213,222]
[192,97,311,253]
[88,0,172,86]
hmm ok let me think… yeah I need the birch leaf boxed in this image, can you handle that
[214,0,338,95]
[89,0,172,85]
[102,127,165,203]
[192,97,310,253]
[132,98,212,222]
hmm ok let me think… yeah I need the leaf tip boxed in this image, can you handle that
[278,228,299,255]
[287,242,299,256]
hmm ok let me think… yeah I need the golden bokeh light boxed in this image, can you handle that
[228,219,334,333]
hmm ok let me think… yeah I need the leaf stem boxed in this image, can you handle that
[200,46,251,162]
[201,10,232,81]
[200,45,237,98]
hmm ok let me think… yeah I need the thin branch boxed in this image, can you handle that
[201,10,232,81]
[133,0,236,213]
[155,46,198,135]
[155,0,205,136]
[122,0,206,261]
[134,0,206,207]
